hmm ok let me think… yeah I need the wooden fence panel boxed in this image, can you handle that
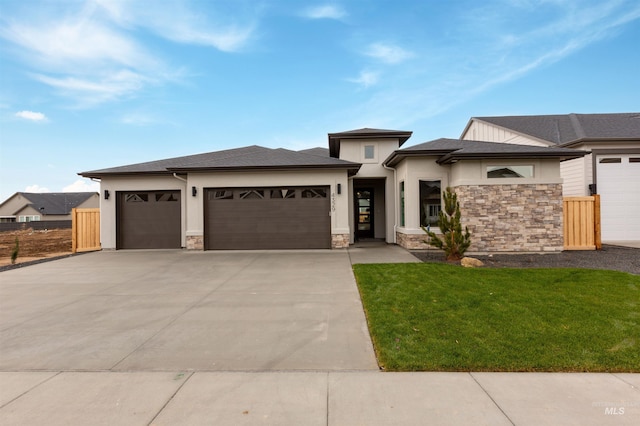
[72,208,101,253]
[563,195,601,250]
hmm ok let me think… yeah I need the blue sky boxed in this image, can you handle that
[1,0,639,202]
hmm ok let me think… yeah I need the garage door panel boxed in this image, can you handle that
[205,187,331,250]
[597,155,640,241]
[117,191,181,249]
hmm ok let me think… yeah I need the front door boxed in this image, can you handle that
[355,188,374,240]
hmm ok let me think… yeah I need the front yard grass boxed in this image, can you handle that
[353,263,640,372]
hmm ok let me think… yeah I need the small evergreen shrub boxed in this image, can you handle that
[11,236,19,264]
[423,187,471,261]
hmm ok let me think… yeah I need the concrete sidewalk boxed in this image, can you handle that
[1,371,638,425]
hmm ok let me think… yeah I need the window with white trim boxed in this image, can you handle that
[18,215,41,222]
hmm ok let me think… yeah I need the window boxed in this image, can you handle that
[630,158,640,163]
[487,165,534,178]
[399,181,405,227]
[599,158,621,164]
[210,190,233,200]
[18,215,41,222]
[125,194,148,202]
[155,192,179,202]
[239,190,264,199]
[419,180,441,227]
[301,188,327,198]
[364,145,375,160]
[270,189,296,199]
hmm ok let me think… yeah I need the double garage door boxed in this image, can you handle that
[597,154,640,241]
[205,186,331,250]
[116,187,331,250]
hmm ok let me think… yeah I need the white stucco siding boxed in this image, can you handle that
[99,175,187,250]
[462,121,550,146]
[449,159,562,187]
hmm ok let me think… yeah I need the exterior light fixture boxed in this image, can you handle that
[337,183,342,194]
[192,186,197,197]
[104,190,110,200]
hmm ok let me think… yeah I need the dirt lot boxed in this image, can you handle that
[0,228,72,267]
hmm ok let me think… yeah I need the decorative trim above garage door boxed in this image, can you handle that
[205,186,331,250]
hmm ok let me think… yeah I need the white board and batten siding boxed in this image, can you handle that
[462,121,550,146]
[560,155,591,196]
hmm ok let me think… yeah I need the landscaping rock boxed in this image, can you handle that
[461,257,484,268]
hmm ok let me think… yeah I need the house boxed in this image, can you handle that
[79,128,585,253]
[460,113,640,242]
[0,192,99,223]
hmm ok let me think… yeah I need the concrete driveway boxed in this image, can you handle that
[0,250,378,371]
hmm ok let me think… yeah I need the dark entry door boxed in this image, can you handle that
[117,190,181,249]
[355,188,374,239]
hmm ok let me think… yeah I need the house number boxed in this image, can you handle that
[331,193,336,212]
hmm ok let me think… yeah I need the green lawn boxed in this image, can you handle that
[353,263,640,372]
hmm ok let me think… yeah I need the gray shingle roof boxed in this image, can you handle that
[79,145,361,177]
[384,138,587,166]
[471,113,640,146]
[12,192,97,215]
[298,147,330,157]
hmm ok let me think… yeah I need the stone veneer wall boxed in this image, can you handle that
[186,235,204,250]
[397,184,564,253]
[396,231,429,250]
[331,233,350,249]
[456,184,563,252]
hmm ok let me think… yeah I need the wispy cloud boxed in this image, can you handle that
[348,70,380,88]
[120,111,158,126]
[303,4,347,20]
[364,43,414,64]
[92,0,257,52]
[15,110,48,122]
[0,0,258,106]
[345,0,640,129]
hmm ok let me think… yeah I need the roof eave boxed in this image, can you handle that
[77,171,174,179]
[383,149,458,167]
[436,151,587,164]
[559,137,640,148]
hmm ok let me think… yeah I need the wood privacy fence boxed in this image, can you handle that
[563,195,601,251]
[72,208,101,253]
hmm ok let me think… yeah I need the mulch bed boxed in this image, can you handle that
[411,245,640,275]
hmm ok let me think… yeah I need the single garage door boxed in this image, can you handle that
[597,154,640,241]
[117,190,181,249]
[205,186,331,249]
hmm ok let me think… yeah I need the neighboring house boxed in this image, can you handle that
[79,129,584,253]
[0,192,99,223]
[460,113,640,242]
